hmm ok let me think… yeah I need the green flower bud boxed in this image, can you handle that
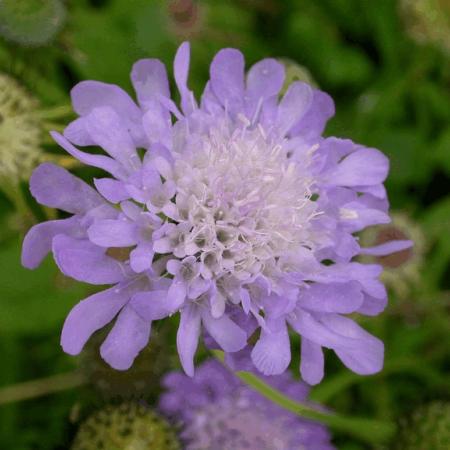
[396,401,450,450]
[0,0,66,47]
[400,0,450,55]
[278,58,318,95]
[71,402,180,450]
[0,73,43,185]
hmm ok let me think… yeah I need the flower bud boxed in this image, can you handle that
[396,401,450,450]
[71,402,180,450]
[400,0,450,55]
[0,73,43,185]
[0,0,66,47]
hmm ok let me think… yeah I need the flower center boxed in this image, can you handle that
[187,395,293,450]
[170,121,319,280]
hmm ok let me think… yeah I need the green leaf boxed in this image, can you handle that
[435,127,450,176]
[0,241,90,335]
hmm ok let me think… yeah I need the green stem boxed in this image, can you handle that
[34,104,73,120]
[0,372,86,406]
[212,350,396,445]
[42,121,65,133]
[0,181,33,219]
[311,357,446,404]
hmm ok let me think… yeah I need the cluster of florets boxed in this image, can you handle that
[22,42,411,384]
[160,359,335,450]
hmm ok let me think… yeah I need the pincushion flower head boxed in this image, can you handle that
[22,42,412,384]
[160,359,335,450]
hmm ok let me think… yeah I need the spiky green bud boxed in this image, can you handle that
[396,401,450,450]
[400,0,450,55]
[0,73,43,185]
[71,402,180,450]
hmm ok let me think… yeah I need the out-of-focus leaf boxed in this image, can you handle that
[69,0,150,87]
[285,3,373,87]
[0,242,89,335]
[435,128,450,176]
[367,129,432,186]
[421,196,450,236]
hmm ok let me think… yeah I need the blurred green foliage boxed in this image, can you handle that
[0,1,449,449]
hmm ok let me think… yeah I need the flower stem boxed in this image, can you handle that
[35,104,73,120]
[0,372,85,405]
[211,350,396,445]
[310,357,446,404]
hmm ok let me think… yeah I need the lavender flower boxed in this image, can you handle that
[22,42,412,383]
[160,358,335,450]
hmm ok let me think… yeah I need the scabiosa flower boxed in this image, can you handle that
[22,42,412,384]
[160,358,335,450]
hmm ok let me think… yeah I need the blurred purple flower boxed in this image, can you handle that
[22,43,412,383]
[159,358,336,450]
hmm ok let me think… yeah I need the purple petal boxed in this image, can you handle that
[22,217,82,269]
[201,310,247,352]
[84,107,140,171]
[64,118,94,146]
[142,102,172,147]
[131,58,170,107]
[131,289,181,320]
[289,310,352,349]
[359,276,387,299]
[298,282,364,314]
[210,48,245,113]
[322,314,384,375]
[245,58,285,117]
[30,163,103,214]
[300,338,324,385]
[251,321,291,375]
[340,200,390,232]
[354,183,387,199]
[129,242,154,273]
[100,305,151,370]
[71,80,141,121]
[209,286,226,318]
[277,81,313,136]
[360,240,413,256]
[174,41,196,114]
[87,219,138,247]
[311,262,382,285]
[333,231,361,259]
[167,279,187,306]
[94,178,130,203]
[326,148,389,187]
[52,235,126,284]
[290,88,335,142]
[200,81,223,116]
[60,284,130,355]
[177,304,201,376]
[357,293,388,316]
[51,131,124,178]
